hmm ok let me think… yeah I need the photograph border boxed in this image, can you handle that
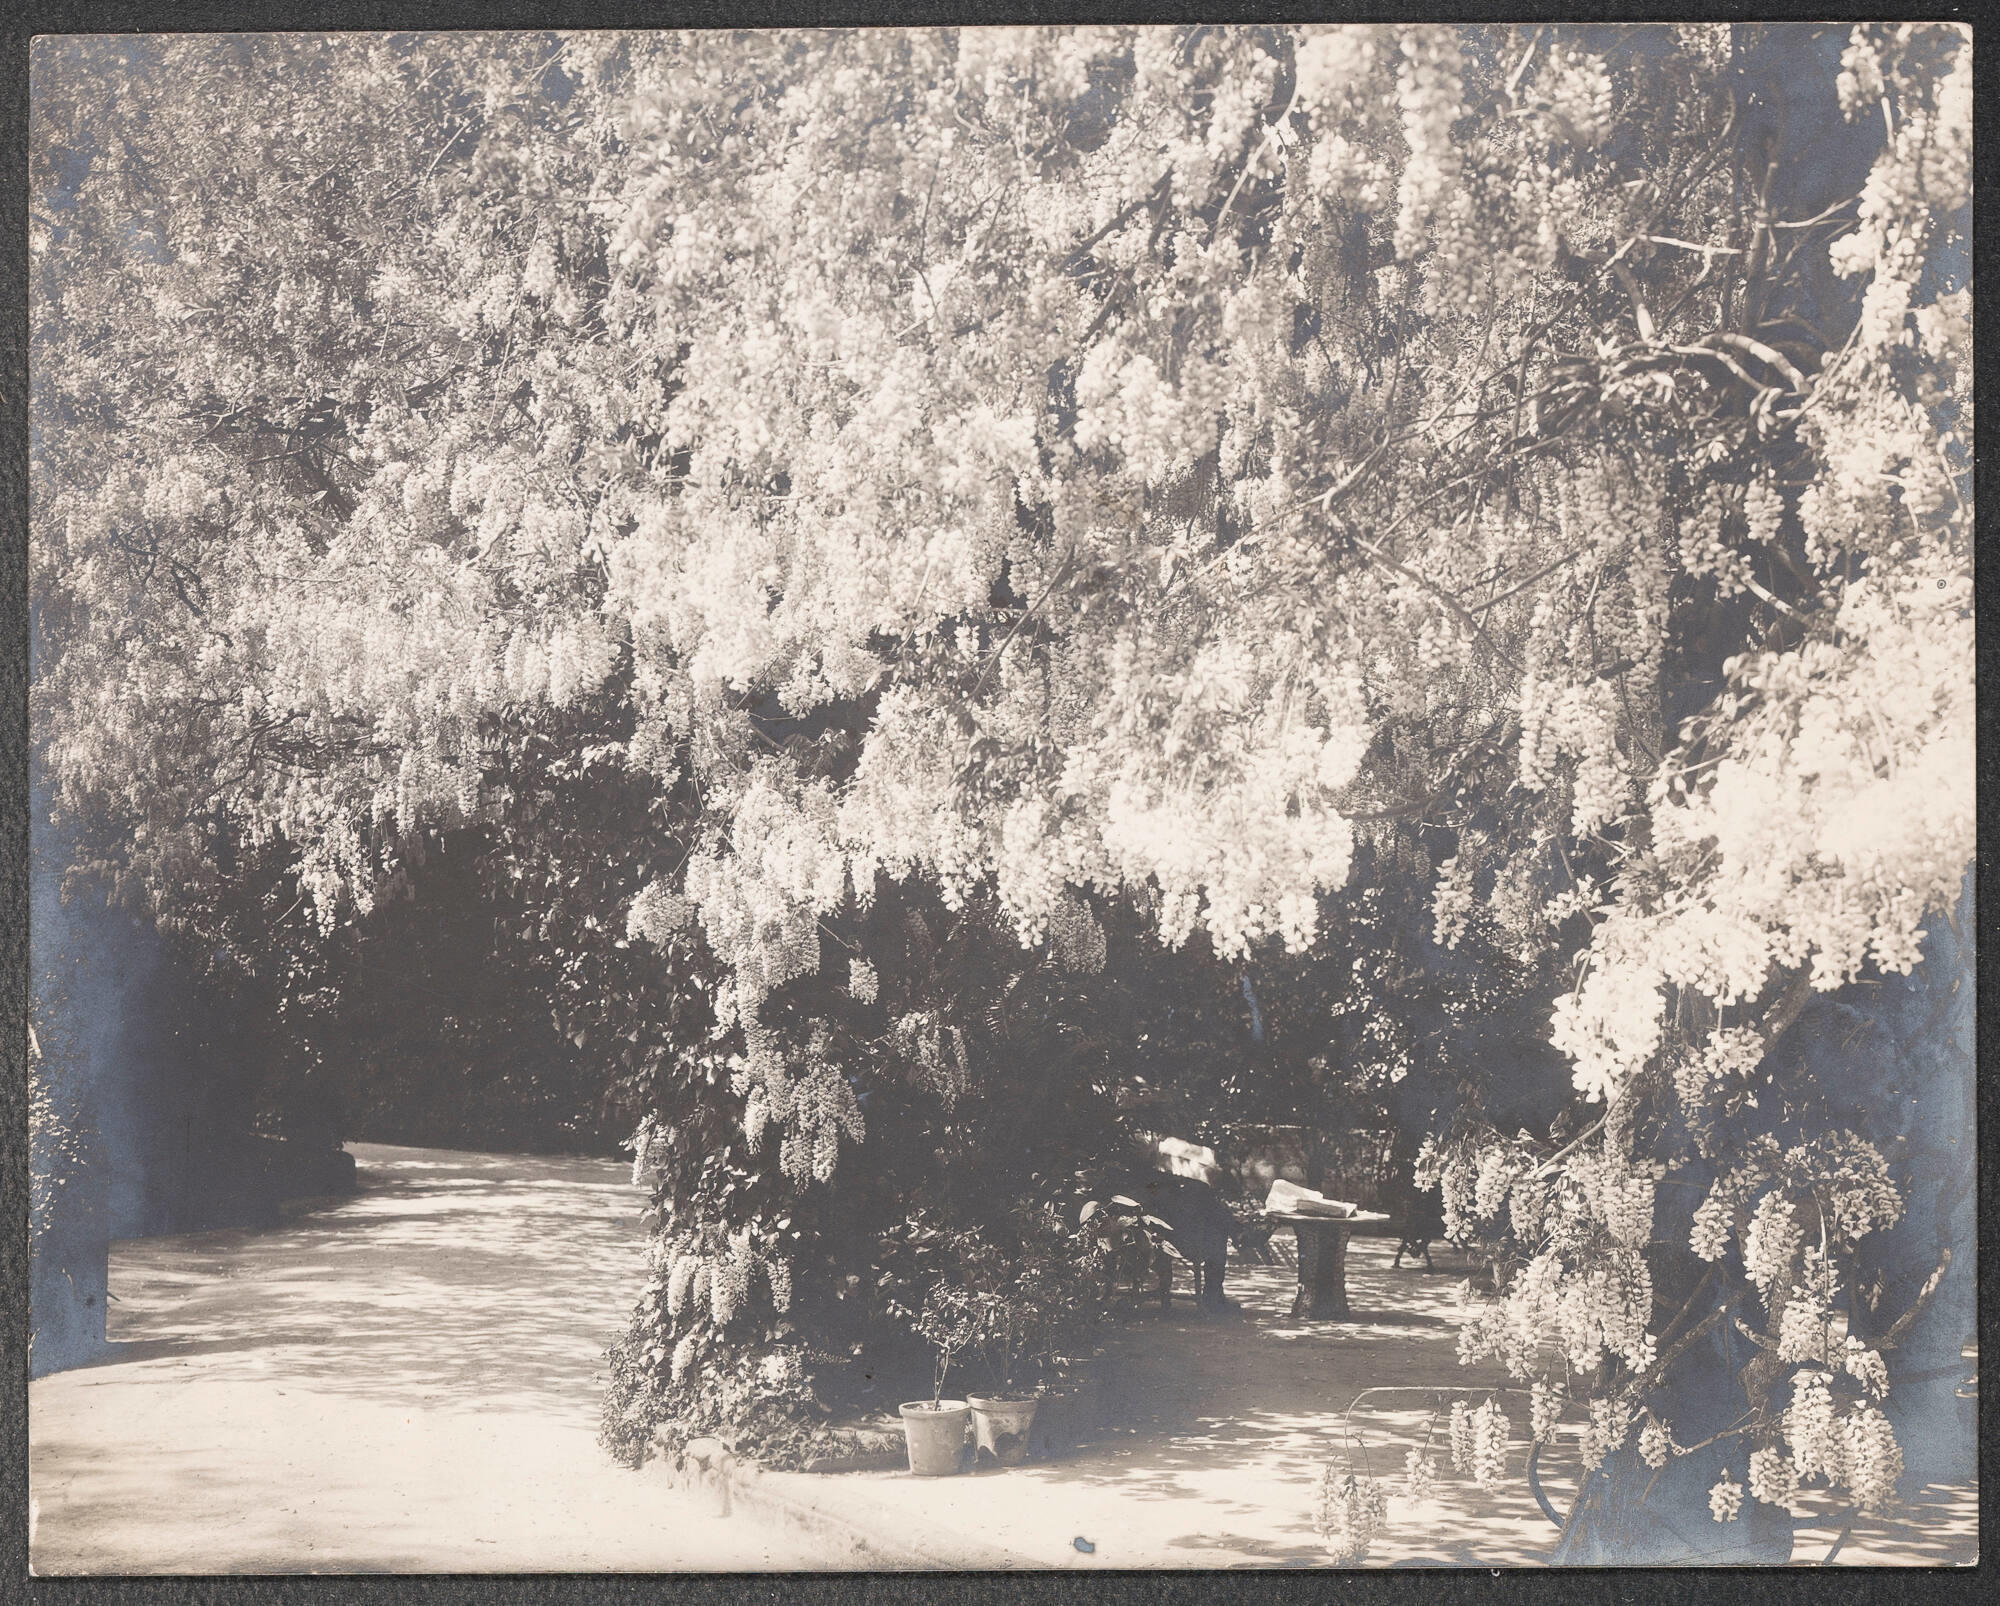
[4,0,1992,1600]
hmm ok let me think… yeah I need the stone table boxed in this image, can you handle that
[1265,1210,1392,1320]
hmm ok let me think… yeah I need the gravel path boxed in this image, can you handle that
[745,1243,1976,1569]
[29,1144,1974,1571]
[28,1143,868,1573]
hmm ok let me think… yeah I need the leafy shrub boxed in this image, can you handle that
[902,1207,1108,1399]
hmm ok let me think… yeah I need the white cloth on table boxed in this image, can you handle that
[1264,1178,1357,1218]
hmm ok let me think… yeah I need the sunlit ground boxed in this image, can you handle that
[774,1236,1975,1568]
[28,1146,1976,1571]
[1075,1243,1977,1567]
[28,1145,865,1573]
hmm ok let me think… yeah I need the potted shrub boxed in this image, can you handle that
[963,1285,1044,1467]
[892,1207,1110,1468]
[900,1283,977,1476]
[965,1204,1114,1465]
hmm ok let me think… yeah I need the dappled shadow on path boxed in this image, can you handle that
[978,1240,1561,1566]
[1016,1238,1975,1568]
[98,1144,648,1424]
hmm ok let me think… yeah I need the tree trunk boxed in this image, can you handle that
[1836,870,1976,1490]
[1550,1261,1792,1563]
[1553,870,1975,1560]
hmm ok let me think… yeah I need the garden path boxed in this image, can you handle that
[27,1143,872,1572]
[28,1143,1976,1571]
[758,1243,1978,1569]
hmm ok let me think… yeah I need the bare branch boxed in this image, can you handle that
[1878,1250,1953,1353]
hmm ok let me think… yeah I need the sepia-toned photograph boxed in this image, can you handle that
[25,21,1975,1572]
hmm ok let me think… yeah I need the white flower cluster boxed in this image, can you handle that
[671,1332,700,1384]
[757,1348,803,1392]
[1775,1246,1837,1365]
[1555,1250,1655,1374]
[1456,1289,1535,1378]
[1568,1148,1658,1250]
[1089,655,1369,960]
[1688,1190,1733,1263]
[1425,1146,1475,1242]
[1707,1472,1743,1524]
[1795,1134,1904,1244]
[1708,1027,1767,1081]
[1391,28,1465,263]
[667,1251,700,1319]
[1467,1399,1510,1489]
[1472,1144,1517,1224]
[1292,27,1392,207]
[510,617,620,710]
[1842,1335,1890,1400]
[1314,1468,1389,1563]
[1840,1404,1905,1515]
[1776,1290,1831,1367]
[1401,1447,1437,1503]
[1826,28,1969,359]
[1529,1376,1566,1443]
[1673,23,1733,66]
[1516,673,1629,839]
[1506,1174,1549,1247]
[1836,28,1886,120]
[1577,1395,1631,1474]
[1638,1417,1671,1470]
[1685,1139,1787,1263]
[520,233,559,302]
[839,694,988,908]
[735,1030,867,1186]
[1742,1193,1803,1301]
[1784,1296,1832,1368]
[628,1113,669,1187]
[1293,26,1382,121]
[710,1238,754,1326]
[1553,557,1971,1104]
[1742,471,1785,549]
[846,956,879,1003]
[1075,345,1232,492]
[1451,1136,1672,1413]
[684,772,848,1025]
[1674,1025,1766,1118]
[663,1229,787,1331]
[890,1010,972,1108]
[1783,1367,1903,1514]
[625,881,692,948]
[1677,480,1761,599]
[1548,958,1667,1104]
[1536,45,1614,148]
[1448,1400,1475,1472]
[1430,854,1475,950]
[1747,1447,1800,1514]
[1785,1369,1840,1483]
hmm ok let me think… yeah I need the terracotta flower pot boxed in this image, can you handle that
[967,1395,1041,1467]
[899,1400,971,1476]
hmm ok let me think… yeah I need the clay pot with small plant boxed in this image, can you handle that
[964,1284,1043,1467]
[900,1283,978,1476]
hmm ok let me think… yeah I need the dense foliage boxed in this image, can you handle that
[32,23,1970,1554]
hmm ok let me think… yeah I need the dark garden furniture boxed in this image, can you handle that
[1265,1209,1392,1320]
